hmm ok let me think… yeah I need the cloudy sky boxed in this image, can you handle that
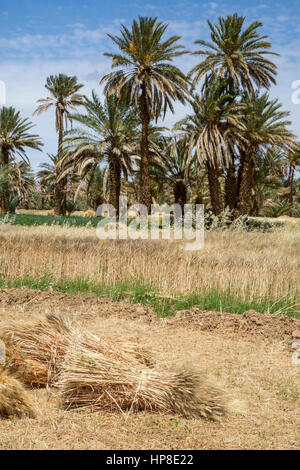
[1,0,300,170]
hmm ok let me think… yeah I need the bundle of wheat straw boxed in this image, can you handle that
[0,314,153,387]
[59,341,226,420]
[0,314,72,387]
[0,366,36,419]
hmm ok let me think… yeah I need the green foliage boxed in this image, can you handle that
[0,213,101,227]
[0,276,298,318]
[190,13,278,91]
[292,203,300,218]
[101,16,189,119]
[0,106,43,161]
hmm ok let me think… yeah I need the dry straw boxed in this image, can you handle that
[0,315,72,387]
[0,366,36,419]
[0,314,153,388]
[1,315,227,420]
[58,339,226,420]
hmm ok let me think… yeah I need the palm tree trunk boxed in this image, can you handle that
[224,163,237,211]
[54,125,65,216]
[0,146,10,213]
[109,158,121,218]
[206,162,224,215]
[54,178,64,217]
[287,164,295,207]
[195,168,204,205]
[174,180,187,215]
[139,83,152,213]
[236,149,255,216]
[61,176,67,216]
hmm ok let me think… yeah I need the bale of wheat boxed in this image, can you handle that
[84,210,96,218]
[0,366,36,419]
[0,314,153,388]
[0,314,72,387]
[58,341,226,420]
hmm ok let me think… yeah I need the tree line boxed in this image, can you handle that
[1,14,299,218]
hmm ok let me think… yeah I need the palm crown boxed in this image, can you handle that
[0,106,43,164]
[242,92,295,153]
[175,78,245,167]
[63,91,138,176]
[101,16,189,120]
[190,13,278,92]
[34,74,84,132]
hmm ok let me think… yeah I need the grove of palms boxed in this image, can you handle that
[0,14,299,220]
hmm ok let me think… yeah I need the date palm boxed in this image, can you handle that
[63,92,139,217]
[285,146,300,207]
[37,154,58,208]
[0,106,42,212]
[152,137,192,214]
[190,13,279,211]
[175,78,245,215]
[34,74,84,215]
[190,13,278,93]
[236,92,296,216]
[101,16,189,212]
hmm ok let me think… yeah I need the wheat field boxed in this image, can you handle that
[0,224,299,307]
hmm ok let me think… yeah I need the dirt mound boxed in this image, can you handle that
[166,308,300,344]
[1,288,299,345]
[0,288,156,323]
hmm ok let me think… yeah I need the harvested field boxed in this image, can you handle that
[0,288,299,450]
[0,225,299,306]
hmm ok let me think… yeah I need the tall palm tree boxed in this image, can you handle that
[190,13,278,92]
[236,92,296,216]
[63,92,139,217]
[34,74,84,215]
[0,106,42,213]
[101,16,189,212]
[175,78,245,215]
[190,13,279,210]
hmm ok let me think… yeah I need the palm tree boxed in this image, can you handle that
[85,166,108,211]
[190,13,279,210]
[175,78,245,215]
[236,92,296,216]
[34,74,84,215]
[101,16,189,212]
[190,13,278,92]
[285,147,300,207]
[37,154,58,209]
[63,92,139,217]
[152,137,192,214]
[0,160,36,213]
[0,107,42,213]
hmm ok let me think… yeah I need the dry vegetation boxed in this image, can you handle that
[0,224,299,304]
[0,290,299,450]
[0,223,299,449]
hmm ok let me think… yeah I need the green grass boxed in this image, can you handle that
[0,213,101,228]
[0,213,291,231]
[0,214,160,230]
[0,274,298,318]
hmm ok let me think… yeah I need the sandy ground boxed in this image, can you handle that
[0,288,299,450]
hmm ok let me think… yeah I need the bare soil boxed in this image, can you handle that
[0,288,299,450]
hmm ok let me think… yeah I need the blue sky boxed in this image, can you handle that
[1,0,300,169]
